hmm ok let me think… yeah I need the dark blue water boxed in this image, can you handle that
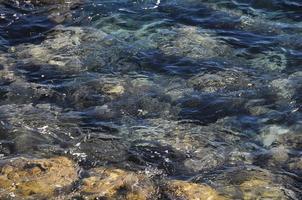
[0,0,302,199]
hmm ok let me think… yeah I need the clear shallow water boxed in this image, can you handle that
[0,0,302,199]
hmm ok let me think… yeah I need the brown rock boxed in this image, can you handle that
[0,156,77,199]
[79,167,157,200]
[239,179,287,200]
[163,180,228,200]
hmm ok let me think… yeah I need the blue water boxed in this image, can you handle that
[0,0,302,199]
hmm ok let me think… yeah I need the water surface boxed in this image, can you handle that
[0,0,302,199]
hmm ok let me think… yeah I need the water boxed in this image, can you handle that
[0,0,302,199]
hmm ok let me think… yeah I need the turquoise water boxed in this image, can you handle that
[0,0,302,199]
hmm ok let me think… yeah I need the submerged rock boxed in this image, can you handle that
[271,72,302,101]
[13,26,133,77]
[259,125,290,147]
[128,141,186,175]
[249,51,287,72]
[0,104,80,156]
[184,147,225,172]
[102,84,125,96]
[207,168,294,200]
[269,146,289,165]
[188,70,252,93]
[163,180,228,200]
[67,77,126,109]
[288,157,302,175]
[0,156,77,199]
[239,179,287,200]
[1,153,288,200]
[259,124,302,150]
[3,0,79,6]
[78,167,229,200]
[77,136,129,164]
[158,25,231,60]
[79,167,157,200]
